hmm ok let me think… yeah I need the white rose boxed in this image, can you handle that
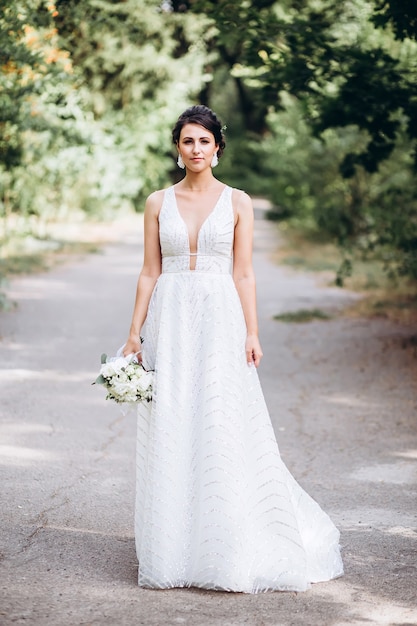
[111,381,136,402]
[109,357,128,373]
[100,362,117,378]
[116,371,128,383]
[124,363,137,377]
[136,370,153,393]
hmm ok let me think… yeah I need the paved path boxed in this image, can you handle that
[1,208,416,625]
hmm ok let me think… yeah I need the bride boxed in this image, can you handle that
[123,105,343,593]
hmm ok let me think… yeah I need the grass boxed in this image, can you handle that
[273,225,379,288]
[0,215,141,311]
[273,309,332,323]
[0,279,15,312]
[0,211,144,312]
[0,240,101,312]
[0,240,100,276]
[273,223,417,324]
[345,289,417,324]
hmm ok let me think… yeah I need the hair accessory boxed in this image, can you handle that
[177,154,185,169]
[211,153,219,168]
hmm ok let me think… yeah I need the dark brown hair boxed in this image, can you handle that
[172,105,226,158]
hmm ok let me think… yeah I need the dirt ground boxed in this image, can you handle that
[0,206,416,626]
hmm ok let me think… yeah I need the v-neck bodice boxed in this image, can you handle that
[159,185,234,274]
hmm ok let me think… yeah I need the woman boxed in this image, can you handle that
[123,105,343,593]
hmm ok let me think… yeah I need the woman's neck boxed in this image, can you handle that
[179,170,221,192]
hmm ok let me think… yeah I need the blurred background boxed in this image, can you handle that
[1,0,417,309]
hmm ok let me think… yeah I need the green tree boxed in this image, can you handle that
[0,1,83,235]
[0,0,209,246]
[184,0,417,278]
[55,0,210,207]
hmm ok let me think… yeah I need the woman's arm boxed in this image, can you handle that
[123,191,163,358]
[232,190,263,367]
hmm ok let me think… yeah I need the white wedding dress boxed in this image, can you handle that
[135,185,343,593]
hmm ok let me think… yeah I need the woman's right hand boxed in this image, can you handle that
[123,336,142,362]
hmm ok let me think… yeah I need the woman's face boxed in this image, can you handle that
[178,123,218,171]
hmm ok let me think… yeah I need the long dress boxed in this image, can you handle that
[136,184,343,593]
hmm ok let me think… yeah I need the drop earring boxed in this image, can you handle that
[211,153,219,168]
[177,154,185,169]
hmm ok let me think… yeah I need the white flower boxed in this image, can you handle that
[136,370,154,393]
[100,362,117,378]
[110,381,136,402]
[108,357,128,373]
[100,356,127,378]
[124,363,137,377]
[95,352,154,405]
[116,371,129,383]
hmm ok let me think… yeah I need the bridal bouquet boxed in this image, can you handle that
[93,352,153,404]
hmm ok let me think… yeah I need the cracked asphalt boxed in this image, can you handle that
[1,207,416,625]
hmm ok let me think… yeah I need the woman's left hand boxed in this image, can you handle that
[245,334,263,367]
[123,337,142,362]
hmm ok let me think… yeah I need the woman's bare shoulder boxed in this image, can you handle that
[231,188,253,216]
[144,187,170,215]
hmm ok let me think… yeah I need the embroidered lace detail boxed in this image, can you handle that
[160,186,233,274]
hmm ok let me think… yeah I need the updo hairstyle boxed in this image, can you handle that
[172,105,226,159]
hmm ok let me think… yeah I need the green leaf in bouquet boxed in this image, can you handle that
[93,374,106,385]
[101,353,107,364]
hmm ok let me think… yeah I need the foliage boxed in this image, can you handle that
[184,0,417,279]
[54,0,210,205]
[1,0,417,282]
[0,0,208,249]
[1,0,95,242]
